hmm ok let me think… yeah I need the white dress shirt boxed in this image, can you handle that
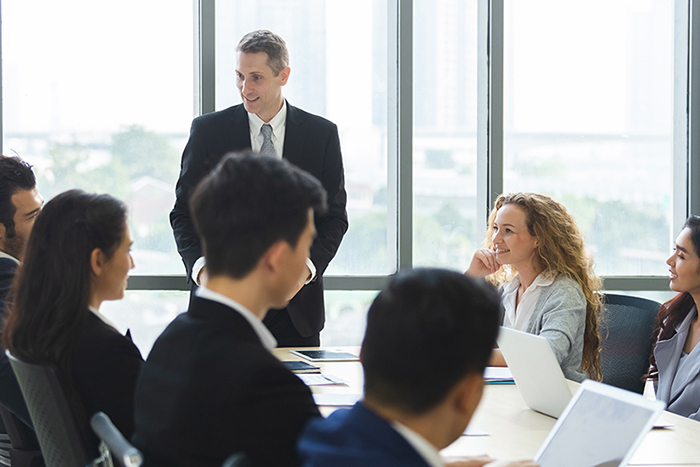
[502,272,555,331]
[195,286,277,351]
[390,421,444,467]
[248,102,287,159]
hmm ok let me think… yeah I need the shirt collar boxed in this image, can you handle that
[0,251,20,264]
[195,286,277,351]
[390,421,444,467]
[248,100,287,140]
[502,271,556,294]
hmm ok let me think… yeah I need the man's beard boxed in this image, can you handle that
[3,231,26,260]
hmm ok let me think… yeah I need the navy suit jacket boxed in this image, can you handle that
[132,295,321,467]
[299,402,432,467]
[0,257,34,428]
[169,102,348,337]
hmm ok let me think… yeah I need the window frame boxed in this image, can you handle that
[1,0,697,293]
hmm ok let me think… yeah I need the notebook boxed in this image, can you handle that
[496,326,573,417]
[534,380,665,467]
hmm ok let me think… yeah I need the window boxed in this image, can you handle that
[2,1,697,350]
[503,0,676,276]
[1,0,194,275]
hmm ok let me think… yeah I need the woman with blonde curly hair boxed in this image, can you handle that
[465,192,603,382]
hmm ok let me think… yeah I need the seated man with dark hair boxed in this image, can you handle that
[299,268,538,467]
[0,155,43,454]
[133,151,323,467]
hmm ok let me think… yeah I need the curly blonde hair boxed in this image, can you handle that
[484,192,603,380]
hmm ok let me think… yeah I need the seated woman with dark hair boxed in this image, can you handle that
[466,192,603,382]
[649,216,700,420]
[2,189,143,438]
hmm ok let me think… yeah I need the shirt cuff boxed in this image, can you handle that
[305,257,317,284]
[192,256,206,285]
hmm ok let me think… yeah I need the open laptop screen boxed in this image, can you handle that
[534,380,665,467]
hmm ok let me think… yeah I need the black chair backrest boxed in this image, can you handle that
[221,453,251,467]
[600,294,661,394]
[6,351,92,467]
[90,413,141,467]
[0,406,42,467]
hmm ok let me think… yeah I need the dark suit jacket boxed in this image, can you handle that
[169,102,348,337]
[298,402,431,467]
[132,296,320,467]
[0,257,35,428]
[70,313,144,438]
[654,307,700,421]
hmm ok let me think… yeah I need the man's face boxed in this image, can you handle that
[0,187,43,260]
[236,51,290,123]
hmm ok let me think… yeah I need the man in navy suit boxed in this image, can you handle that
[170,29,348,347]
[299,269,538,467]
[134,153,322,467]
[0,155,43,457]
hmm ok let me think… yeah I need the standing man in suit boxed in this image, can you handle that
[135,152,322,467]
[170,29,348,347]
[299,268,538,467]
[0,155,43,459]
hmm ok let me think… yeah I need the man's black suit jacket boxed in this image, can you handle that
[132,296,321,467]
[169,103,348,338]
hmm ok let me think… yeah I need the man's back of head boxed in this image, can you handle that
[189,151,326,280]
[362,268,500,417]
[0,155,40,261]
[299,268,503,466]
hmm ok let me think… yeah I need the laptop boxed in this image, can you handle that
[496,326,573,417]
[534,380,665,467]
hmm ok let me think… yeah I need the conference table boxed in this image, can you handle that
[275,347,700,467]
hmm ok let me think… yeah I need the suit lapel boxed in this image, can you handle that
[657,310,696,403]
[229,104,252,149]
[668,309,700,403]
[282,102,308,167]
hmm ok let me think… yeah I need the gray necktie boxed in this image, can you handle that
[260,124,275,158]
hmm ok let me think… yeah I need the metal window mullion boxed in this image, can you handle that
[197,0,216,116]
[396,0,413,271]
[687,0,700,217]
[477,0,504,241]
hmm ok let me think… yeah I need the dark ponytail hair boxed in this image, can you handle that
[2,189,127,371]
[648,216,700,380]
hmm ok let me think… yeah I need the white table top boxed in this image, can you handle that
[275,348,700,466]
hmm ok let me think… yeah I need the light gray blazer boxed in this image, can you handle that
[516,275,587,382]
[654,306,700,420]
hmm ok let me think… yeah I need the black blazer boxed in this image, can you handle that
[132,296,320,467]
[0,257,34,428]
[169,102,348,337]
[70,313,144,439]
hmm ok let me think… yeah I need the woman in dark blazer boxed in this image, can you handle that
[2,190,143,438]
[649,216,700,420]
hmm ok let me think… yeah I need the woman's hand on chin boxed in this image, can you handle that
[465,249,500,278]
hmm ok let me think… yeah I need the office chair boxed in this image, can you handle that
[90,413,141,467]
[221,453,251,467]
[0,406,42,467]
[6,351,94,467]
[599,294,661,394]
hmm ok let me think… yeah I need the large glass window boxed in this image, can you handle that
[412,0,479,269]
[215,0,391,276]
[1,0,194,275]
[503,0,675,276]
